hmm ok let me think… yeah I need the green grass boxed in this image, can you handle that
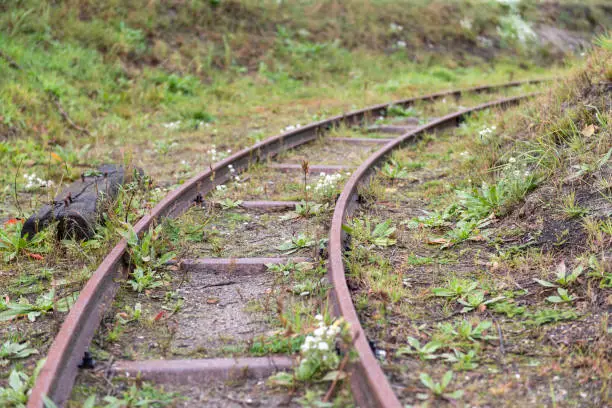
[2,1,599,220]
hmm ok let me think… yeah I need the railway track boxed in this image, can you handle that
[28,80,545,407]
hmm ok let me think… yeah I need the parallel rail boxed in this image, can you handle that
[27,80,544,407]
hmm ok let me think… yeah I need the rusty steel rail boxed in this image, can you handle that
[327,93,539,408]
[28,80,546,407]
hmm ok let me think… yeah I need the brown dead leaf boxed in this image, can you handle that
[26,252,44,261]
[427,237,450,246]
[489,382,513,396]
[581,124,596,138]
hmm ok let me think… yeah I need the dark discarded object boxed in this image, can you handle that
[22,164,139,240]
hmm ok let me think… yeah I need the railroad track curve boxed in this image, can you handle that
[28,80,544,407]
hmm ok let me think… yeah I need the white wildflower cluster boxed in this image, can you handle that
[477,36,494,48]
[504,156,530,178]
[396,40,407,49]
[24,173,54,190]
[162,121,181,130]
[460,18,473,31]
[389,23,403,32]
[310,172,344,200]
[296,314,343,381]
[282,123,301,133]
[208,145,231,162]
[497,14,536,45]
[314,172,342,192]
[228,164,241,183]
[478,125,497,139]
[146,186,169,206]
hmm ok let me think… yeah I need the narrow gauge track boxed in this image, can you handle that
[28,80,543,407]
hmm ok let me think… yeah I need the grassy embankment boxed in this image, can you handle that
[343,34,611,406]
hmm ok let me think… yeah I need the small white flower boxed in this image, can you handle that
[314,327,325,337]
[389,23,403,32]
[508,157,516,163]
[318,342,329,351]
[396,40,407,48]
[460,18,473,30]
[315,314,323,321]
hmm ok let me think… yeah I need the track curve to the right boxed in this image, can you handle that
[328,93,539,408]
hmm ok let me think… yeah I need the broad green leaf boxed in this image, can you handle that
[83,395,97,408]
[407,337,421,349]
[56,292,79,313]
[441,370,453,388]
[534,278,557,288]
[8,370,25,391]
[419,372,434,390]
[445,389,464,399]
[43,396,59,408]
[320,370,347,382]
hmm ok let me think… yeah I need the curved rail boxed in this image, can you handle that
[28,80,545,407]
[327,93,539,407]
